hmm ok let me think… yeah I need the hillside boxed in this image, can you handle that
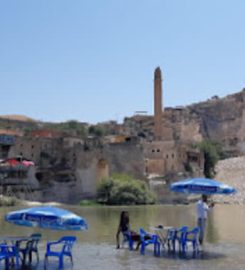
[0,114,36,122]
[215,157,245,204]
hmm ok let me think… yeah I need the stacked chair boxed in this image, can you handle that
[167,226,199,254]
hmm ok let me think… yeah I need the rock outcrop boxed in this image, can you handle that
[215,156,245,204]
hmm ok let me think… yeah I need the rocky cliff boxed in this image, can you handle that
[124,89,245,155]
[189,91,245,154]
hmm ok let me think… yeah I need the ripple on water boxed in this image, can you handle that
[2,205,245,270]
[4,241,245,270]
[46,242,245,270]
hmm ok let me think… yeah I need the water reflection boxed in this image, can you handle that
[0,204,245,269]
[206,211,219,243]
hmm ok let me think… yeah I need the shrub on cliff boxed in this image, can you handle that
[97,174,156,205]
[197,140,222,178]
[44,120,88,137]
[88,125,106,137]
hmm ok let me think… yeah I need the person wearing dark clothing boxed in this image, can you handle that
[116,211,141,249]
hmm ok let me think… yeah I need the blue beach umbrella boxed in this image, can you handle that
[170,177,236,195]
[5,206,88,231]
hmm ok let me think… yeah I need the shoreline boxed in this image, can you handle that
[0,193,241,208]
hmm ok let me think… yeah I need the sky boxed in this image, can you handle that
[0,0,245,124]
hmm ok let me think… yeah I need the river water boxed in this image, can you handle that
[0,204,245,270]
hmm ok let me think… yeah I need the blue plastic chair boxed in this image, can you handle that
[0,244,10,268]
[167,226,188,252]
[45,236,77,269]
[166,228,177,252]
[139,228,160,256]
[0,243,20,269]
[176,226,189,252]
[182,227,199,253]
[122,231,134,250]
[18,233,42,265]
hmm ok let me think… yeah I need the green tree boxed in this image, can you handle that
[197,140,221,178]
[44,120,88,137]
[88,125,106,137]
[97,174,155,205]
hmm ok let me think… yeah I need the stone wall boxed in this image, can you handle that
[15,138,146,203]
[144,141,180,175]
[104,141,145,179]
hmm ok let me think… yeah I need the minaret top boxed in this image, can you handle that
[154,67,162,80]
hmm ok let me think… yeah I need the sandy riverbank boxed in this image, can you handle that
[0,195,62,207]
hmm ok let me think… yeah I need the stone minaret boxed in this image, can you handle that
[154,67,163,140]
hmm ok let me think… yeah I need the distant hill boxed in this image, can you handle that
[0,115,36,122]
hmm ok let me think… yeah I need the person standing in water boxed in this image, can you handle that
[196,194,215,245]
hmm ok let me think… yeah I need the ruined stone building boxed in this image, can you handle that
[142,67,203,179]
[0,67,204,203]
[2,67,245,203]
[0,129,145,203]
